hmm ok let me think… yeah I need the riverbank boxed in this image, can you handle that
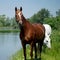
[0,29,20,33]
[10,30,60,60]
[0,27,20,33]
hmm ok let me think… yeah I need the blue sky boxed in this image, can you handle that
[0,0,60,18]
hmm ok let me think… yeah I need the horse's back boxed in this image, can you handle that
[33,23,45,33]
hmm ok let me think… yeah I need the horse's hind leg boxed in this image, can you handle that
[30,42,33,60]
[38,43,43,60]
[40,45,42,60]
[34,43,37,59]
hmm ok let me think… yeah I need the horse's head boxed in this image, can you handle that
[15,7,23,24]
[44,35,51,49]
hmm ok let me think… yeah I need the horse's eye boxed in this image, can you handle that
[15,15,17,17]
[20,13,21,15]
[46,41,48,42]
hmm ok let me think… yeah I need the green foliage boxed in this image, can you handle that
[10,17,19,28]
[5,17,11,26]
[56,9,60,16]
[37,8,50,19]
[0,15,19,32]
[0,15,6,26]
[0,15,19,29]
[10,30,60,60]
[29,8,60,30]
[29,14,39,23]
[29,8,50,24]
[44,17,60,30]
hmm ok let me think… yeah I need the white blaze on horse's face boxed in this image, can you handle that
[18,11,23,24]
[44,36,51,48]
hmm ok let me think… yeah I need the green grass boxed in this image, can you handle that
[10,30,60,60]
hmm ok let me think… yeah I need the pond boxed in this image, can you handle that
[0,33,22,60]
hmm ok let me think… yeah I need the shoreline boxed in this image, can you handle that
[0,29,20,33]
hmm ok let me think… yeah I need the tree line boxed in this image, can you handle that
[0,15,18,29]
[0,8,60,30]
[29,8,60,30]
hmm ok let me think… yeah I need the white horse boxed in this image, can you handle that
[43,24,51,37]
[43,24,52,48]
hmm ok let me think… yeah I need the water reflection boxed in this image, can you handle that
[0,33,22,60]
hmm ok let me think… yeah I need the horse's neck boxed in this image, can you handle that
[20,15,31,31]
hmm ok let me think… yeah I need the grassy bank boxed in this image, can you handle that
[0,27,20,33]
[10,30,60,60]
[0,29,20,33]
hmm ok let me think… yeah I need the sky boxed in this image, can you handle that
[0,0,60,18]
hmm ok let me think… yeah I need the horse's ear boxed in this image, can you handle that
[15,7,17,11]
[20,7,22,11]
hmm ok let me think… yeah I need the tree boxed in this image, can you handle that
[5,17,11,26]
[29,8,50,24]
[11,17,19,28]
[37,8,50,23]
[0,15,6,26]
[29,14,38,23]
[56,9,60,16]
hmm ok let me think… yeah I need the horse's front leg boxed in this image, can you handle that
[30,42,33,60]
[22,43,26,60]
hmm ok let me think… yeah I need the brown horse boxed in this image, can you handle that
[15,7,45,60]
